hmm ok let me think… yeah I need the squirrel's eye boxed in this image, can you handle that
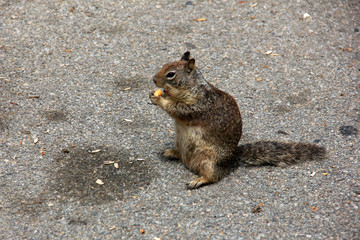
[166,72,176,79]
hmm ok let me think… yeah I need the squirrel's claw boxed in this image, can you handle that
[186,177,210,190]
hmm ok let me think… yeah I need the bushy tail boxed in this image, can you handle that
[235,141,327,167]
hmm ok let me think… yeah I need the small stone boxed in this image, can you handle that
[339,126,358,136]
[277,130,289,135]
[185,42,197,49]
[62,148,70,154]
[95,179,104,185]
[303,13,311,19]
[353,187,360,195]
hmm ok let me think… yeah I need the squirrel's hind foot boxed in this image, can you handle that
[186,177,212,189]
[163,149,180,160]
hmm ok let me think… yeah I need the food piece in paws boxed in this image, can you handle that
[154,89,163,97]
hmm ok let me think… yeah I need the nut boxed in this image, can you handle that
[154,89,163,97]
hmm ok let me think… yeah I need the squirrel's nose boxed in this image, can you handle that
[152,77,157,84]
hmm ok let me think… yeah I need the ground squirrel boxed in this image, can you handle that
[149,51,326,189]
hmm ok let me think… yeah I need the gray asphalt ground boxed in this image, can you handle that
[1,0,359,239]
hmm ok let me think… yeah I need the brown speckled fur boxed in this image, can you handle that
[150,52,326,189]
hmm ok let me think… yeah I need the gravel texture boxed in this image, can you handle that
[1,0,359,239]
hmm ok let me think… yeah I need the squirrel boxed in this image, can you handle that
[149,51,326,189]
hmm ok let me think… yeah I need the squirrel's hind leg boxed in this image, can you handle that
[186,149,221,189]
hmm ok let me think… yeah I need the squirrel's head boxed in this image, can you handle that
[152,51,198,102]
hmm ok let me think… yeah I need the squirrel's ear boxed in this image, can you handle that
[181,51,190,61]
[185,58,195,72]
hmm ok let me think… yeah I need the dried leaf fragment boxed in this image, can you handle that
[339,48,352,52]
[90,149,102,153]
[311,206,319,212]
[103,161,115,165]
[96,179,104,185]
[140,229,145,234]
[277,130,289,135]
[28,95,40,99]
[40,147,46,155]
[196,18,207,22]
[62,148,70,154]
[252,203,263,213]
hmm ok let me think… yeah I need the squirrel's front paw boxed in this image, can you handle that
[149,90,161,105]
